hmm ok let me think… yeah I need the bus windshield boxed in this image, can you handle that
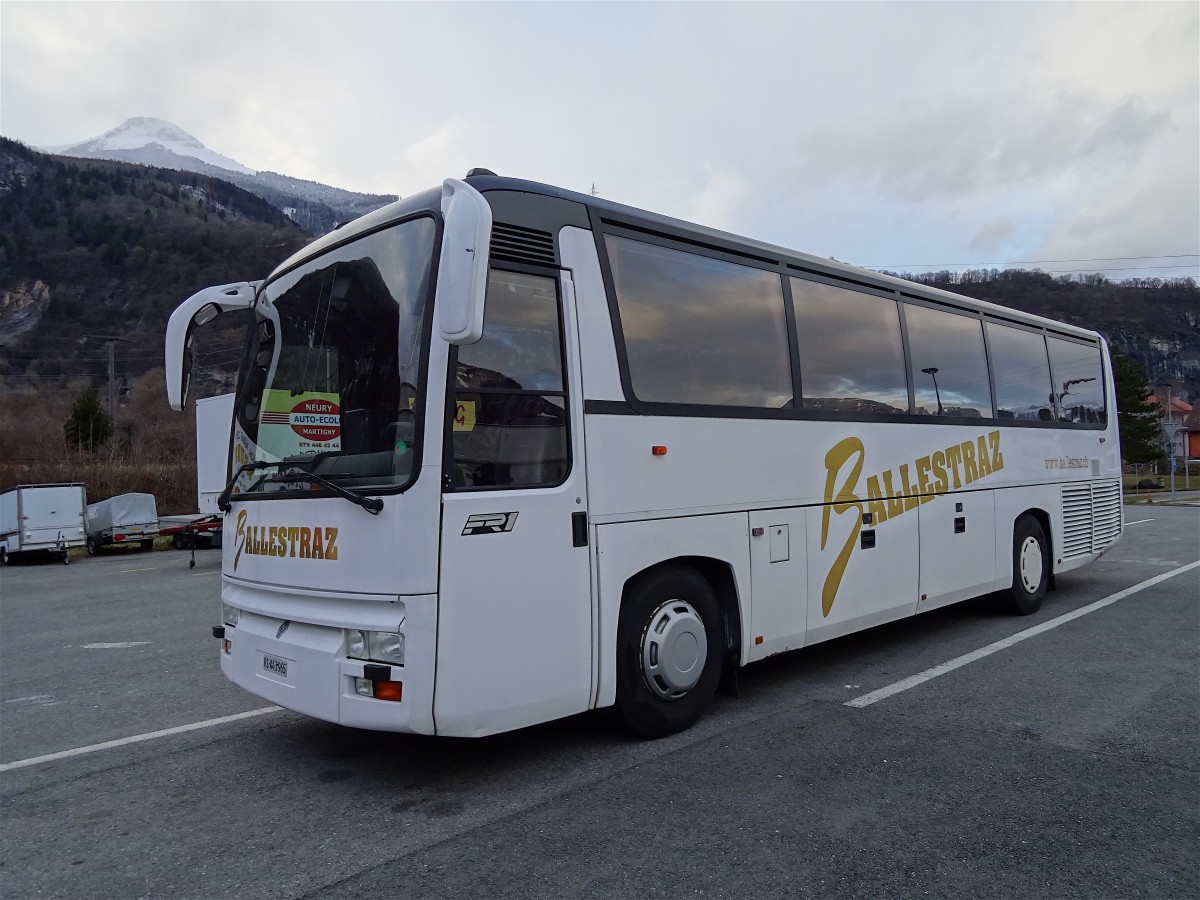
[231,216,437,495]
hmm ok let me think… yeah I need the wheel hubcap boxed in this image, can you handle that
[1018,536,1043,593]
[641,599,708,700]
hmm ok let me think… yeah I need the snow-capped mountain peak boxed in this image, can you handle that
[44,117,256,175]
[38,117,398,236]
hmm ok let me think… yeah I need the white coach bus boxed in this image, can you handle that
[165,172,1122,738]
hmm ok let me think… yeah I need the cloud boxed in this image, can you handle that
[682,168,749,232]
[398,120,472,196]
[795,90,1175,203]
[970,221,1016,254]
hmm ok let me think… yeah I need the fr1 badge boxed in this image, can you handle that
[462,512,519,536]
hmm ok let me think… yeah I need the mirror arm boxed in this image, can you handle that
[164,281,261,410]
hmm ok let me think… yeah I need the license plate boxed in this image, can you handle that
[262,654,289,678]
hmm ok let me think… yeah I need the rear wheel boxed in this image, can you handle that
[1,547,8,565]
[86,537,99,557]
[140,540,154,551]
[1006,516,1049,615]
[611,566,723,739]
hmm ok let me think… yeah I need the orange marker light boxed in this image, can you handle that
[374,681,403,702]
[755,636,764,645]
[652,445,668,456]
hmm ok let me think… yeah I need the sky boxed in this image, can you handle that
[2,1,1197,281]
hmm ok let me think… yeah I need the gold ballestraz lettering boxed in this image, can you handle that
[821,430,1005,618]
[233,511,340,571]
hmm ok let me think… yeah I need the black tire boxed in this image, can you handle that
[86,537,99,557]
[611,565,723,739]
[1006,515,1049,615]
[1,547,8,565]
[140,540,154,551]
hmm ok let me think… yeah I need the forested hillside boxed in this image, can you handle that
[0,137,1196,510]
[0,137,309,392]
[887,268,1199,402]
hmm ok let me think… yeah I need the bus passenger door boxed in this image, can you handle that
[435,268,592,736]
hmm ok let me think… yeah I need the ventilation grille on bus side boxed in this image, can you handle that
[490,223,557,266]
[1061,479,1122,559]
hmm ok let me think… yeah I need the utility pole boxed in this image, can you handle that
[107,341,117,423]
[1157,382,1176,500]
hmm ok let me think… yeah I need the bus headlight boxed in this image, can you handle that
[346,629,404,665]
[222,602,240,627]
[372,632,404,664]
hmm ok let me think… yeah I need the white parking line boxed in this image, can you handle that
[1125,518,1154,526]
[847,559,1200,709]
[0,706,283,773]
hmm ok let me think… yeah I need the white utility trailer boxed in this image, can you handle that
[196,393,235,516]
[0,483,88,564]
[85,492,160,555]
[161,393,233,550]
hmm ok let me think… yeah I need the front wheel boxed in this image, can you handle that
[611,566,723,739]
[1006,516,1049,615]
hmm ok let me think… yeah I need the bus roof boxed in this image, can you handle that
[271,173,1104,344]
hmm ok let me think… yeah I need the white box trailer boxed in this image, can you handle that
[0,483,87,564]
[196,393,234,516]
[161,393,234,551]
[85,492,159,555]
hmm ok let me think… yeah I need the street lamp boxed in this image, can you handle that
[921,367,943,415]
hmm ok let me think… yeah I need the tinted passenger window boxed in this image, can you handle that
[451,270,568,488]
[606,236,792,408]
[987,324,1054,421]
[791,278,908,414]
[1047,337,1106,424]
[904,304,992,418]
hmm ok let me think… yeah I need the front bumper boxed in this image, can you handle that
[218,578,437,734]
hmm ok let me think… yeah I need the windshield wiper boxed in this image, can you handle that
[262,469,384,515]
[216,460,384,515]
[217,461,283,513]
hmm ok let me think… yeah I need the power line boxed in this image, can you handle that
[873,255,1200,270]
[864,253,1199,268]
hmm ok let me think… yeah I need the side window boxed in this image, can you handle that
[791,278,909,414]
[606,235,792,408]
[1047,336,1106,424]
[451,270,568,489]
[987,323,1054,421]
[903,304,993,418]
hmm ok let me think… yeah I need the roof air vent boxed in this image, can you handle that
[490,222,557,266]
[466,168,497,177]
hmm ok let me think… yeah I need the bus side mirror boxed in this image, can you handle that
[436,179,492,345]
[164,281,260,411]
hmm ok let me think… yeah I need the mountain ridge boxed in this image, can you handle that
[40,117,396,235]
[0,136,1196,410]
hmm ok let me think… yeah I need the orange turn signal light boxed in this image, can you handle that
[652,445,668,456]
[374,681,403,702]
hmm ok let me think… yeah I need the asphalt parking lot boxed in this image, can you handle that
[1,505,1197,899]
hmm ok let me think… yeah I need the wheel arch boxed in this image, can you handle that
[619,555,743,661]
[1014,506,1054,573]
